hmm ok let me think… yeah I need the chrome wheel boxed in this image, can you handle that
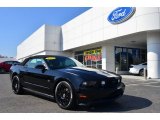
[55,81,75,109]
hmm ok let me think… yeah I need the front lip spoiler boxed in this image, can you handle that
[77,83,125,106]
[78,91,124,106]
[78,96,122,106]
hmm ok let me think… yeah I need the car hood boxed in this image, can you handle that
[58,67,120,81]
[130,64,147,68]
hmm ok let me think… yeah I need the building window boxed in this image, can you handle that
[75,47,102,69]
[115,46,147,71]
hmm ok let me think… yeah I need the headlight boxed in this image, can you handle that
[101,81,106,86]
[118,79,121,83]
[117,77,122,83]
[81,81,97,87]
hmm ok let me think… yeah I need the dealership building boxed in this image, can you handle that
[17,7,160,79]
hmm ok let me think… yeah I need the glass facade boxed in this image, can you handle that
[115,46,147,71]
[75,47,102,69]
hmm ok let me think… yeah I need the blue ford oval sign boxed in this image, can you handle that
[108,7,136,24]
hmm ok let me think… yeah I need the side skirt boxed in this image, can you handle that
[23,87,54,100]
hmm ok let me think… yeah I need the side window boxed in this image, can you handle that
[25,59,37,68]
[5,61,12,65]
[64,59,76,67]
[10,61,15,65]
[13,61,20,65]
[36,58,47,68]
[25,58,47,68]
[4,61,8,64]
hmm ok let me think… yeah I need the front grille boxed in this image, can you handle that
[105,78,119,88]
[94,78,121,88]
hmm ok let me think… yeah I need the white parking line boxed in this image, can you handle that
[127,84,160,88]
[125,81,160,86]
[141,84,160,87]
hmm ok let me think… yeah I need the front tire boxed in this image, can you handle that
[0,68,6,73]
[139,69,144,76]
[55,81,76,109]
[12,75,23,94]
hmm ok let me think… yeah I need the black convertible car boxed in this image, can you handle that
[10,55,125,109]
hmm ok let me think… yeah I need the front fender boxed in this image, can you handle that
[53,74,83,92]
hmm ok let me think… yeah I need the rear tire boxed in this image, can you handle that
[55,81,76,109]
[0,68,6,73]
[139,69,144,76]
[12,75,23,94]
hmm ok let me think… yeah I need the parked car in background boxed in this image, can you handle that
[10,55,125,110]
[129,62,147,76]
[0,61,20,73]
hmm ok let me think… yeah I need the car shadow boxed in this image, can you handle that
[76,95,152,112]
[24,91,152,112]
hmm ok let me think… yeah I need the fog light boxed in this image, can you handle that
[79,94,87,99]
[82,82,87,86]
[81,81,97,87]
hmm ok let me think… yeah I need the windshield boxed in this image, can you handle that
[45,56,85,70]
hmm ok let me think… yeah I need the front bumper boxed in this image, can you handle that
[77,82,125,106]
[129,68,139,74]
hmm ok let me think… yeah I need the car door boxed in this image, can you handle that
[23,58,54,94]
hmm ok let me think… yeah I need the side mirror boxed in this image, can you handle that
[35,64,46,72]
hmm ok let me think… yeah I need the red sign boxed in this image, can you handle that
[84,55,102,62]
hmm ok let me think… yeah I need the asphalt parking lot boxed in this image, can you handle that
[0,74,160,113]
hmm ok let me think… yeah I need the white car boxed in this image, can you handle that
[129,62,147,76]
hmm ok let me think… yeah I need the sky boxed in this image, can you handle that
[0,7,90,57]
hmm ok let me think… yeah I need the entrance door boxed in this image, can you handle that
[115,46,147,71]
[120,50,128,71]
[115,47,128,71]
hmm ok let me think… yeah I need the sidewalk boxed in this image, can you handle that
[121,75,146,81]
[121,75,160,82]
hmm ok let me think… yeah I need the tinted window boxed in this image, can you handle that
[25,58,46,68]
[5,61,13,65]
[25,59,36,68]
[5,61,19,65]
[45,56,83,70]
[12,61,20,65]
